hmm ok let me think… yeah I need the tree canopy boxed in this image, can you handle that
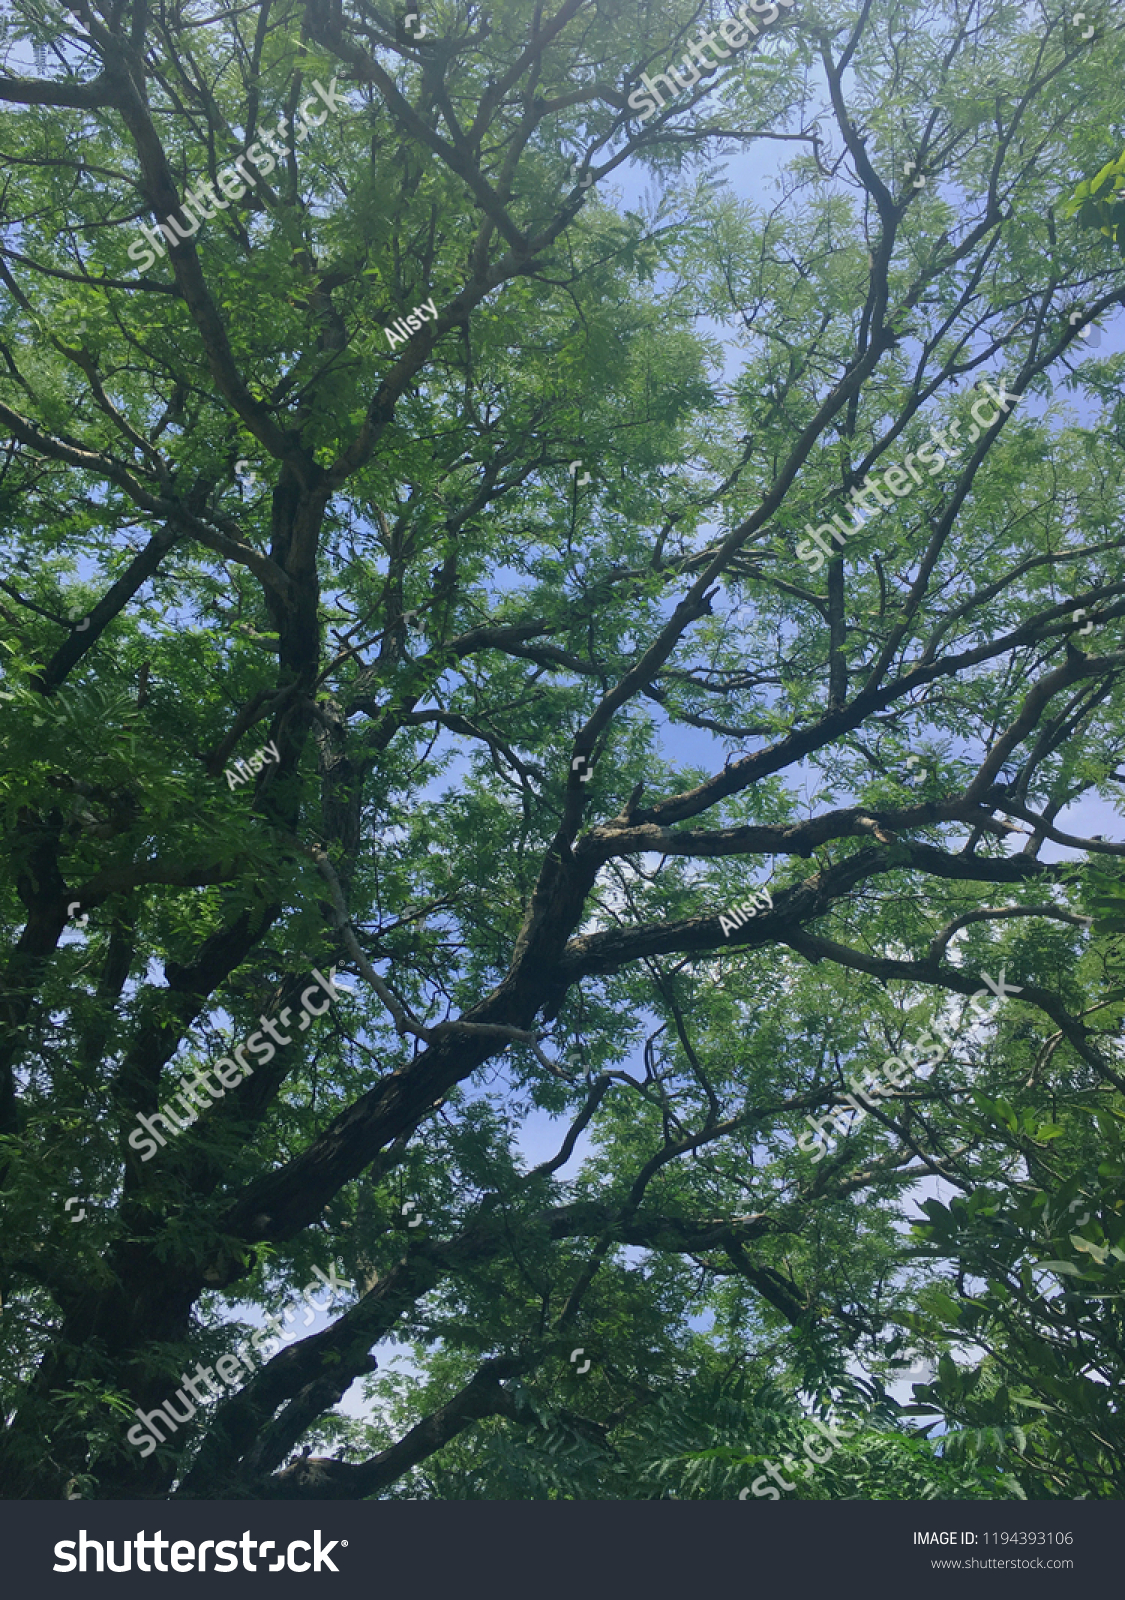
[2,0,1125,1501]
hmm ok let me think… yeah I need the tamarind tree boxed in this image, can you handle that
[1,0,1124,1499]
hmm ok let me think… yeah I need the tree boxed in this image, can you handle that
[903,1095,1125,1501]
[1,0,1124,1500]
[1066,151,1125,254]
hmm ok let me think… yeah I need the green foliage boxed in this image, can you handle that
[1,0,1124,1503]
[1064,150,1125,256]
[902,1101,1125,1498]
